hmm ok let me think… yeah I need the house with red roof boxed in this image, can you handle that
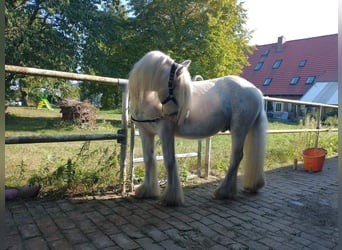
[240,34,338,117]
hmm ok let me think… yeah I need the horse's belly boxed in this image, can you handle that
[175,116,227,139]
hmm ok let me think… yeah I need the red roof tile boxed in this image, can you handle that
[240,34,338,97]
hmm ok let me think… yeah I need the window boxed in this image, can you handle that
[263,78,272,86]
[272,59,282,69]
[261,49,270,56]
[254,62,264,71]
[305,76,315,84]
[274,102,283,112]
[298,59,307,67]
[290,76,300,85]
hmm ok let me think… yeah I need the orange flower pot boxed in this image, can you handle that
[302,148,327,172]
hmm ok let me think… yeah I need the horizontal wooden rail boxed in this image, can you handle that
[264,96,338,109]
[216,128,338,135]
[5,65,128,86]
[5,133,125,144]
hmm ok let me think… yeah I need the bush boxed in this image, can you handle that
[27,141,120,199]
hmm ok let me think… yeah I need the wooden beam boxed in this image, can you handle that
[5,65,128,86]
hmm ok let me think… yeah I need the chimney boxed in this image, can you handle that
[277,36,286,52]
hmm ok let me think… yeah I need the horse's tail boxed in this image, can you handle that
[242,107,267,192]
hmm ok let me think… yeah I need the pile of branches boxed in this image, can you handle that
[59,99,97,129]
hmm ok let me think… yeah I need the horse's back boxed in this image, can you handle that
[193,75,263,109]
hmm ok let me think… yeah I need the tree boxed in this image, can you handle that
[5,0,254,108]
[127,0,253,78]
[5,0,82,103]
[5,0,130,108]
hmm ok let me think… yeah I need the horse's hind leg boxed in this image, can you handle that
[214,132,245,199]
[135,128,160,199]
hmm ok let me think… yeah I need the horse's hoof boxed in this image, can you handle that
[242,188,258,194]
[243,180,265,194]
[160,198,184,207]
[134,184,160,199]
[213,188,236,200]
[160,191,184,206]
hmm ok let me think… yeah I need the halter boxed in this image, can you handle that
[161,62,179,105]
[131,62,180,123]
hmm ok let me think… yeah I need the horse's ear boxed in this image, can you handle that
[176,60,191,77]
[180,60,191,68]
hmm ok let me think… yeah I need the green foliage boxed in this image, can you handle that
[128,0,253,78]
[27,141,120,198]
[6,0,253,107]
[5,0,130,107]
[5,160,27,188]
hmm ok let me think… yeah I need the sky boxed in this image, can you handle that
[243,0,338,45]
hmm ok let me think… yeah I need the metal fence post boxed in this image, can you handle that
[130,123,136,192]
[197,140,202,177]
[315,106,323,148]
[119,82,129,194]
[205,137,212,179]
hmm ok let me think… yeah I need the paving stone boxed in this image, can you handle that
[145,227,168,242]
[18,223,41,239]
[86,210,107,223]
[27,204,48,218]
[209,244,231,250]
[199,215,215,225]
[189,221,217,238]
[147,216,173,231]
[5,233,23,249]
[49,239,73,250]
[97,204,114,216]
[126,213,147,227]
[159,239,185,250]
[167,219,192,231]
[73,242,97,250]
[24,237,49,250]
[97,219,120,235]
[106,213,128,226]
[57,200,75,212]
[169,211,194,223]
[110,233,139,249]
[121,224,145,239]
[87,231,116,249]
[63,228,88,245]
[54,216,76,230]
[149,208,171,219]
[135,237,164,250]
[13,213,34,225]
[35,216,61,240]
[74,218,97,234]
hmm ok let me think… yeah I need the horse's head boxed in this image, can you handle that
[129,51,192,125]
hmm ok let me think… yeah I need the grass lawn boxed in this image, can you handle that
[5,106,338,198]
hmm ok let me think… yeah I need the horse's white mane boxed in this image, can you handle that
[129,51,192,125]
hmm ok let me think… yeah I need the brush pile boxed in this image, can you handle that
[59,98,97,129]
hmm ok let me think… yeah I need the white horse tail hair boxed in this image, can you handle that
[242,108,268,192]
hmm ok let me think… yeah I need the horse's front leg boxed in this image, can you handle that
[214,132,245,199]
[135,128,160,199]
[159,122,184,206]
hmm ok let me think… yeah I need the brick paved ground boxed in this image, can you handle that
[6,157,338,249]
